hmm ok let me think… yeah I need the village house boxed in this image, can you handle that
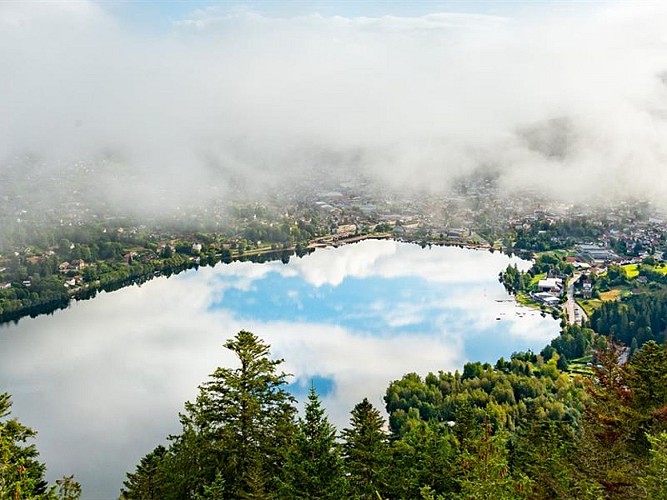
[531,291,561,307]
[70,259,86,271]
[335,224,357,238]
[537,277,563,295]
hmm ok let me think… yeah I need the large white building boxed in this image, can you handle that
[537,278,563,295]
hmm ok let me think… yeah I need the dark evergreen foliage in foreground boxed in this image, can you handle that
[5,328,667,498]
[117,330,667,500]
[0,393,81,499]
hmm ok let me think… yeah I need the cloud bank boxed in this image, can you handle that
[3,1,667,204]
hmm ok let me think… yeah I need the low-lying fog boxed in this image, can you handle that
[2,1,667,210]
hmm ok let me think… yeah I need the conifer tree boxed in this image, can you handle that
[388,411,457,498]
[577,339,642,497]
[456,423,532,500]
[639,432,667,498]
[342,398,391,500]
[0,392,50,499]
[279,386,346,499]
[178,330,297,498]
[119,445,167,500]
[121,330,297,499]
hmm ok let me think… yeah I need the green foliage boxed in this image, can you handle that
[0,392,80,500]
[574,339,667,497]
[121,330,297,499]
[591,290,667,347]
[0,392,49,499]
[278,387,346,499]
[388,412,457,498]
[509,416,586,498]
[342,398,391,499]
[120,446,166,500]
[456,424,532,499]
[52,476,82,500]
[194,473,226,500]
[386,353,583,437]
[512,219,604,252]
[120,331,667,499]
[500,264,529,293]
[548,324,595,361]
[640,432,667,498]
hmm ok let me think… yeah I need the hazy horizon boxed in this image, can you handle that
[3,1,667,211]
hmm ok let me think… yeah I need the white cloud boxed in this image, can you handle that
[2,2,667,205]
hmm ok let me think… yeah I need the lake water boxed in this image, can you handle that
[0,240,559,499]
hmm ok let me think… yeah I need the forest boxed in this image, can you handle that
[6,328,665,499]
[115,331,667,499]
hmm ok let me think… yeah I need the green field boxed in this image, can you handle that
[578,299,602,317]
[647,264,667,276]
[516,292,543,310]
[622,263,639,278]
[529,272,547,287]
[567,355,594,376]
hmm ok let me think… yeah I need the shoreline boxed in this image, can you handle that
[0,233,499,327]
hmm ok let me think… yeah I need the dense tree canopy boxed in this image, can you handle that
[115,331,667,499]
[591,291,667,347]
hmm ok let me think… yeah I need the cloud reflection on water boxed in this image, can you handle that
[0,241,556,498]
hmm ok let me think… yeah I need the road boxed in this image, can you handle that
[565,272,588,325]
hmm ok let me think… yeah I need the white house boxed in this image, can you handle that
[537,278,563,294]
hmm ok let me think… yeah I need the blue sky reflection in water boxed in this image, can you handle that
[0,240,558,498]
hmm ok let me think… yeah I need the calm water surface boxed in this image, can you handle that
[0,240,558,499]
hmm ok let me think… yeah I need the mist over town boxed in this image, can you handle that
[3,1,667,217]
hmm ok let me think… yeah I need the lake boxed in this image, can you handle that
[0,240,559,499]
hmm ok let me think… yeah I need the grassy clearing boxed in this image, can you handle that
[516,292,542,310]
[578,299,602,317]
[237,245,278,257]
[622,263,639,278]
[567,355,594,376]
[649,265,667,276]
[529,273,547,287]
[568,364,594,376]
[599,289,621,301]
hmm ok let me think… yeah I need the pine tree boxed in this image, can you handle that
[122,330,297,499]
[456,423,532,500]
[342,398,391,500]
[194,473,226,500]
[0,392,50,499]
[279,387,346,499]
[180,330,297,498]
[577,339,642,497]
[53,475,82,500]
[119,445,167,500]
[639,432,667,498]
[509,416,584,499]
[388,411,457,498]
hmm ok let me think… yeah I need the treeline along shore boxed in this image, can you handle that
[0,229,489,326]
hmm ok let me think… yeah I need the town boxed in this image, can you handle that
[1,156,667,326]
